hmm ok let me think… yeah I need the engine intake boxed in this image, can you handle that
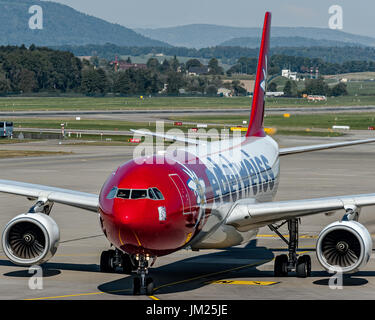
[2,213,60,266]
[316,220,372,273]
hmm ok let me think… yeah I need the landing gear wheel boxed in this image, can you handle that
[100,250,115,273]
[122,253,133,274]
[274,254,288,277]
[296,255,311,278]
[133,277,141,295]
[146,277,154,296]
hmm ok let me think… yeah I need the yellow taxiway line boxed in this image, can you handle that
[24,249,313,300]
[24,258,272,300]
[257,234,318,239]
[209,280,279,286]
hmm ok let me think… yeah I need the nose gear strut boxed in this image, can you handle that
[133,254,154,296]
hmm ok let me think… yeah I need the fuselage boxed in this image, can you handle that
[98,135,280,257]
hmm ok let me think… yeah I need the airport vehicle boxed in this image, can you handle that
[0,121,13,138]
[1,12,375,295]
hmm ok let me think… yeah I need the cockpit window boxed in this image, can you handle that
[148,188,157,200]
[114,188,164,200]
[106,187,118,199]
[151,188,164,200]
[131,189,148,199]
[117,189,130,199]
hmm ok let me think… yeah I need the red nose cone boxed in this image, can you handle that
[99,155,202,256]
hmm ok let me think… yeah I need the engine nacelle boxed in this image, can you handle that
[2,213,60,266]
[316,220,372,273]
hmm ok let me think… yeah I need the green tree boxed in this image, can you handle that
[147,58,160,71]
[206,84,218,95]
[17,69,38,93]
[0,73,10,94]
[170,55,180,72]
[232,80,246,96]
[283,80,292,96]
[185,59,202,71]
[113,71,133,94]
[160,59,171,73]
[283,80,298,97]
[166,71,184,95]
[304,78,329,96]
[208,58,224,75]
[81,68,108,95]
[330,82,348,96]
[268,82,277,92]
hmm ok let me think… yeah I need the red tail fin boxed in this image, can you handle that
[246,12,271,137]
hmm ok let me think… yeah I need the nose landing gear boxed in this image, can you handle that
[100,249,137,274]
[100,249,155,295]
[133,255,155,296]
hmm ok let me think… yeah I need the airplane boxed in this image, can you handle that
[1,11,375,296]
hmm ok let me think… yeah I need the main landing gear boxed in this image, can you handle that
[99,249,155,295]
[269,218,311,278]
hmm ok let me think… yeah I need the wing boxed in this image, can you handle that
[0,179,98,212]
[226,193,375,229]
[279,138,375,156]
[131,129,202,145]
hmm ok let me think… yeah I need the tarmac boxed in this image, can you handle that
[0,132,375,300]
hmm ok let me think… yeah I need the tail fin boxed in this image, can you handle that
[246,12,271,137]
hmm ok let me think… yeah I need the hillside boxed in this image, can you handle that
[136,24,375,49]
[0,0,170,47]
[220,36,361,48]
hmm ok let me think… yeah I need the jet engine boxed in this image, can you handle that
[316,220,372,273]
[2,213,60,266]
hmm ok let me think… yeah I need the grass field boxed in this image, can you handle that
[13,113,375,132]
[170,113,375,131]
[0,139,35,144]
[0,150,71,158]
[0,94,375,112]
[11,118,196,133]
[0,96,251,111]
[9,113,365,140]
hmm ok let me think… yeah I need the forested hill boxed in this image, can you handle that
[136,24,375,49]
[0,0,170,47]
[219,36,361,48]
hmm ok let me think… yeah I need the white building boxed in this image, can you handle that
[282,69,297,81]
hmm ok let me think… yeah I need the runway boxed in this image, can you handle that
[1,134,375,300]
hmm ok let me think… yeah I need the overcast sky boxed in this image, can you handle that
[46,0,374,37]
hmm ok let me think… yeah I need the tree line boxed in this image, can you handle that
[227,55,375,76]
[0,45,363,97]
[0,45,228,96]
[83,56,226,96]
[269,78,348,97]
[53,44,375,65]
[0,45,82,94]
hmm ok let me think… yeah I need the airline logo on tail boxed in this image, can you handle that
[260,57,268,92]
